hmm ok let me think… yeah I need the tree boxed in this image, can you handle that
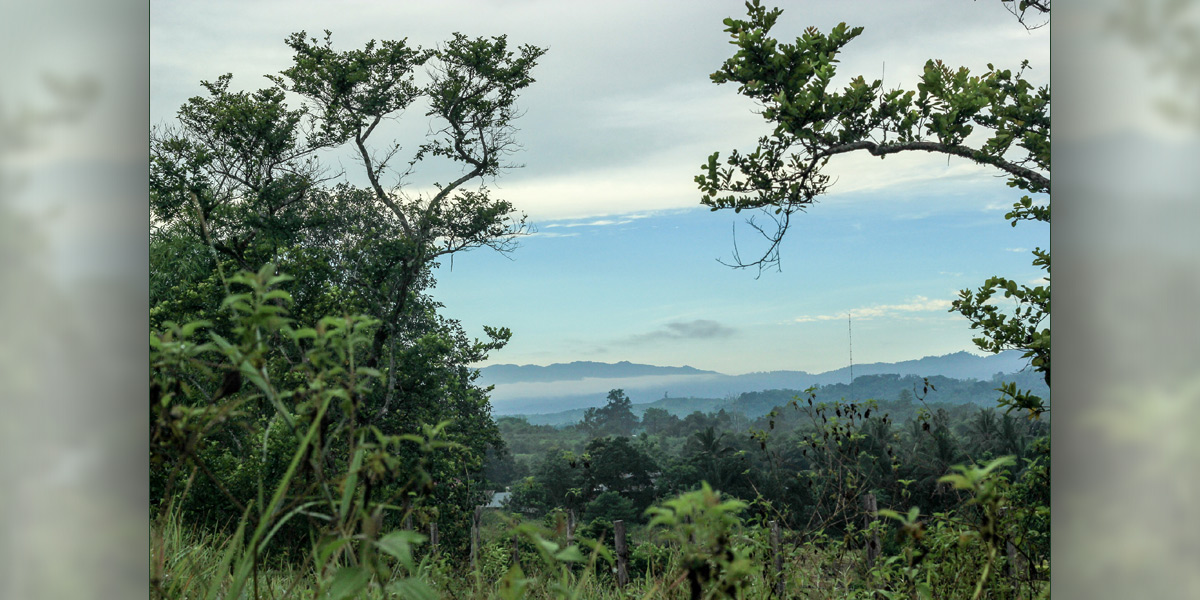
[527,449,586,513]
[149,29,548,554]
[583,491,639,525]
[580,436,659,514]
[695,1,1049,417]
[641,406,680,435]
[581,389,639,438]
[684,426,741,492]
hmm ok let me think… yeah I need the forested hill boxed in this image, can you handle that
[482,350,1035,415]
[478,361,717,384]
[516,369,1048,426]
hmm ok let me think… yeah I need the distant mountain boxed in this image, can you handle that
[479,360,716,384]
[758,350,1033,387]
[481,351,1035,416]
[517,369,1050,427]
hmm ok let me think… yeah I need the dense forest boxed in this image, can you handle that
[490,386,1048,541]
[512,368,1049,426]
[149,1,1049,598]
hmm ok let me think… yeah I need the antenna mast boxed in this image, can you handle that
[848,312,854,384]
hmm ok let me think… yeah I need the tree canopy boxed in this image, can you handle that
[581,389,640,438]
[150,29,547,554]
[696,0,1050,416]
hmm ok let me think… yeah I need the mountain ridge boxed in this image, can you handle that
[480,351,1035,415]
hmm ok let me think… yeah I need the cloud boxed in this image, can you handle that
[544,218,633,228]
[793,296,953,323]
[1006,247,1030,253]
[626,319,737,344]
[525,231,579,239]
[538,210,685,230]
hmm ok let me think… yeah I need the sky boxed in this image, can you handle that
[150,0,1050,375]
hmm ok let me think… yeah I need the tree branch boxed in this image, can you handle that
[818,140,1050,193]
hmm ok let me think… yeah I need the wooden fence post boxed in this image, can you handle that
[861,493,881,570]
[429,522,439,555]
[770,520,784,597]
[512,533,521,567]
[1007,538,1028,581]
[614,520,629,588]
[471,506,483,572]
[567,508,576,544]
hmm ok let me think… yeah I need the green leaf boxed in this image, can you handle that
[377,530,427,571]
[497,564,530,600]
[554,545,586,563]
[316,536,353,569]
[386,578,439,600]
[876,508,902,522]
[917,581,933,600]
[324,566,371,600]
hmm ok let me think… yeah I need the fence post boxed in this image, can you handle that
[861,493,881,570]
[567,508,576,544]
[614,519,629,588]
[1007,538,1028,581]
[771,520,784,597]
[471,506,483,572]
[430,522,439,555]
[512,533,521,568]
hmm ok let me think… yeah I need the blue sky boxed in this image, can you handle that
[151,0,1050,375]
[431,178,1047,374]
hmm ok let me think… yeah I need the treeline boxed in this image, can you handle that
[486,387,1049,557]
[515,369,1049,426]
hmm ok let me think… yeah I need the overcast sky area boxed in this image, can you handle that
[151,0,1051,375]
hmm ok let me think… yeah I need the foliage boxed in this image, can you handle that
[580,389,640,438]
[584,491,639,526]
[149,6,1054,598]
[695,0,1050,418]
[646,482,755,599]
[578,436,657,516]
[641,406,681,435]
[151,27,548,557]
[151,266,455,599]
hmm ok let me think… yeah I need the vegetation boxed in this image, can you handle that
[696,0,1050,417]
[150,1,1049,598]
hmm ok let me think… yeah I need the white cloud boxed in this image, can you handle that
[544,219,632,228]
[525,231,579,239]
[793,296,953,323]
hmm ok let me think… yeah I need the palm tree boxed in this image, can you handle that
[966,408,1001,457]
[688,426,738,490]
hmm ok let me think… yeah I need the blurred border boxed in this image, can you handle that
[1,1,1197,599]
[1056,1,1200,599]
[0,1,148,599]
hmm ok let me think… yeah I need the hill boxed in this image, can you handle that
[483,350,1040,418]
